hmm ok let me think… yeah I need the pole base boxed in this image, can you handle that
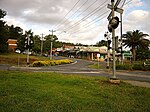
[106,66,109,69]
[27,62,30,66]
[109,77,120,84]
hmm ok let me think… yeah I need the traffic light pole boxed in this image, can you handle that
[111,0,116,79]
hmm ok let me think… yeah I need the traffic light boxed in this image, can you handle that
[108,16,119,32]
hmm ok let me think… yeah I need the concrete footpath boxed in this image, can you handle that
[117,70,150,88]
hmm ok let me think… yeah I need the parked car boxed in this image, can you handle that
[15,49,21,54]
[43,53,48,57]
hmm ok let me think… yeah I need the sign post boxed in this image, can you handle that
[107,0,123,81]
[97,54,100,69]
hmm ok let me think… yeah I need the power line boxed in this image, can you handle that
[66,0,132,35]
[125,0,133,5]
[69,12,109,35]
[56,0,89,31]
[54,0,81,30]
[69,10,110,34]
[68,0,132,36]
[57,0,99,31]
[59,0,108,34]
[67,5,109,33]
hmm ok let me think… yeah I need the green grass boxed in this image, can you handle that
[90,63,106,70]
[0,71,150,112]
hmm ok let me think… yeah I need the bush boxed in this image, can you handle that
[116,62,150,71]
[116,64,132,70]
[32,59,73,67]
[132,63,144,70]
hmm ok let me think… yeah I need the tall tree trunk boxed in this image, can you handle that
[132,46,136,62]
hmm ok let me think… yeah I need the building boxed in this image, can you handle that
[56,45,112,62]
[7,39,17,52]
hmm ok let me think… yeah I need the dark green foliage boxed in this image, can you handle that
[0,9,6,18]
[116,62,150,71]
[95,40,107,47]
[132,63,144,70]
[8,25,23,39]
[0,9,8,53]
[116,64,132,70]
[136,48,150,60]
[123,30,149,61]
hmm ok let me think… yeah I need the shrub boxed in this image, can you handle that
[116,62,150,71]
[132,63,144,70]
[116,64,132,70]
[32,59,73,67]
[32,61,45,67]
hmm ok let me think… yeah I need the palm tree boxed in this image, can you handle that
[122,30,149,62]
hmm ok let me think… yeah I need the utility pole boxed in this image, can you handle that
[27,35,30,65]
[40,33,44,56]
[111,0,116,79]
[49,30,56,60]
[120,13,123,64]
[107,0,123,81]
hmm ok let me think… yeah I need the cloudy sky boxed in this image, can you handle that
[0,0,150,45]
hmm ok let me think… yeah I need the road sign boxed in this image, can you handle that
[107,4,123,14]
[97,54,100,58]
[123,51,132,58]
[107,0,122,20]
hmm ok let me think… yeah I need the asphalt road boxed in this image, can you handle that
[0,56,150,83]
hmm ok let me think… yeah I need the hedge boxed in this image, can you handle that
[116,63,150,71]
[32,59,73,67]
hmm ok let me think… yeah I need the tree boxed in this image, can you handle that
[136,48,150,61]
[122,30,149,62]
[17,30,34,52]
[0,9,6,19]
[8,25,23,39]
[43,34,58,52]
[32,35,41,53]
[0,9,8,53]
[95,40,107,47]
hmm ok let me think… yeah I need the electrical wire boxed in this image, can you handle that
[54,0,81,30]
[67,6,109,33]
[57,0,133,40]
[69,10,110,34]
[58,0,108,34]
[56,0,89,31]
[57,0,99,31]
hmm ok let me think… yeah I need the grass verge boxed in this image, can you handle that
[0,71,150,112]
[0,53,49,66]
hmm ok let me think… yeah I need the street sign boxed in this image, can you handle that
[107,0,122,20]
[107,4,123,14]
[97,54,100,58]
[123,51,132,58]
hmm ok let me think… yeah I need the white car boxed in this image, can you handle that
[15,49,21,54]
